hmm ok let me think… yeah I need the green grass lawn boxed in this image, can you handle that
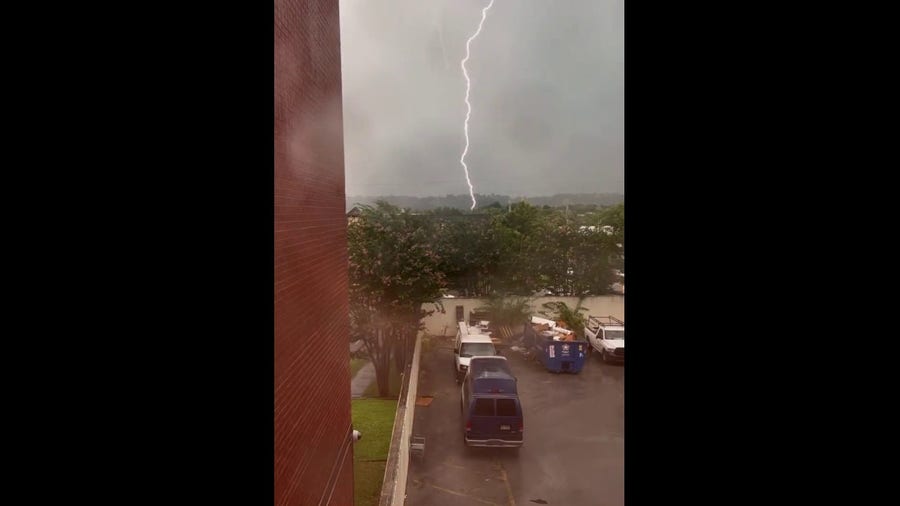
[363,361,402,398]
[351,398,397,506]
[350,358,368,379]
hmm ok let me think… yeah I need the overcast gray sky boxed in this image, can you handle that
[339,0,623,197]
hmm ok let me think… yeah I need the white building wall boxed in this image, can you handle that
[422,295,625,336]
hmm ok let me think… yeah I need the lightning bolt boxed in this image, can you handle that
[460,0,495,211]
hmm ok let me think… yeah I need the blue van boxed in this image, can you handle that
[460,356,524,447]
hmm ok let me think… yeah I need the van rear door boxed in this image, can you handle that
[468,396,523,443]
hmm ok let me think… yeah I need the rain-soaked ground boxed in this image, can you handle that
[406,336,624,506]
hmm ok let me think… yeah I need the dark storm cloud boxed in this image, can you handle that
[339,0,623,197]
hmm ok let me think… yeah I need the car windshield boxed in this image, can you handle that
[460,343,496,357]
[605,330,624,340]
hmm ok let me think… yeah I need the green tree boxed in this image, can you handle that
[433,216,500,296]
[599,203,624,243]
[475,296,533,327]
[495,201,621,296]
[501,201,541,235]
[348,202,446,396]
[569,225,619,295]
[427,206,464,216]
[539,300,590,338]
[490,202,550,295]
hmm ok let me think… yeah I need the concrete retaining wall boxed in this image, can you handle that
[378,333,422,506]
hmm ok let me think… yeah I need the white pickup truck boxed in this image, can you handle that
[584,315,625,363]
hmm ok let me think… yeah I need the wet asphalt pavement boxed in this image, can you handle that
[406,337,624,506]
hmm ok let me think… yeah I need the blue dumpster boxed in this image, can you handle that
[523,318,587,374]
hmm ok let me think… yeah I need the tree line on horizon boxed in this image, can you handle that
[346,192,624,212]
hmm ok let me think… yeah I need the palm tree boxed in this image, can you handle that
[539,299,590,339]
[475,296,534,340]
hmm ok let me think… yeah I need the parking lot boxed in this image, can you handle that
[406,337,624,506]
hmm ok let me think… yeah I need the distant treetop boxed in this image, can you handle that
[347,193,623,212]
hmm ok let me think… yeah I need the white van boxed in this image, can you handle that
[453,321,498,382]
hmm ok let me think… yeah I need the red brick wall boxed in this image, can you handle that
[274,0,352,504]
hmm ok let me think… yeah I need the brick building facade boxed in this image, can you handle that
[275,0,353,504]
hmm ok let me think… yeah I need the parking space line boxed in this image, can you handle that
[427,483,503,505]
[440,461,471,471]
[492,460,516,506]
[498,462,516,506]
